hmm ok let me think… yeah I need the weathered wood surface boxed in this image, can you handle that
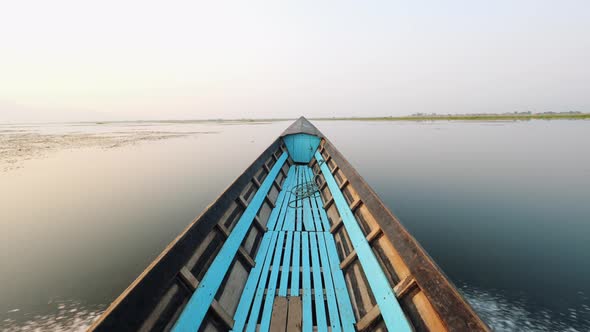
[286,296,303,331]
[269,297,289,332]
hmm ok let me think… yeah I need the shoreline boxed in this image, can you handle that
[1,113,589,125]
[311,113,590,121]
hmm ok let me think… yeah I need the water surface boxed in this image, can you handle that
[1,120,588,331]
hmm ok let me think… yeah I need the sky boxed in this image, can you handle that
[1,0,589,122]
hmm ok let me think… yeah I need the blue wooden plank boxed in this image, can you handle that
[311,191,324,232]
[259,231,287,331]
[316,232,343,332]
[290,231,301,296]
[322,232,356,332]
[272,167,296,231]
[302,176,315,231]
[233,167,296,329]
[301,232,313,331]
[231,232,275,331]
[278,230,293,296]
[279,165,301,230]
[244,232,280,332]
[284,177,297,231]
[308,167,332,231]
[297,166,304,231]
[314,152,412,332]
[267,166,296,231]
[309,232,328,332]
[305,167,324,231]
[172,152,288,332]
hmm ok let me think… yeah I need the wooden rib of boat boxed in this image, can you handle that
[90,117,489,332]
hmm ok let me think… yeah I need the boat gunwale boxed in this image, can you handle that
[89,138,283,331]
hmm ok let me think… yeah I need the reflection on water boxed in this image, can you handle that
[1,119,589,331]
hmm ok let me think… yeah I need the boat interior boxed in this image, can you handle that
[90,118,488,332]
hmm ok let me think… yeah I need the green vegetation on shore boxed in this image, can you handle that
[311,112,590,121]
[5,113,588,126]
[100,112,590,124]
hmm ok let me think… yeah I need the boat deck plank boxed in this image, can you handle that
[315,151,413,332]
[266,166,296,231]
[229,165,358,331]
[310,232,328,332]
[278,231,293,296]
[269,297,289,332]
[171,152,288,332]
[322,227,357,331]
[290,231,301,297]
[287,296,303,331]
[317,231,343,332]
[231,231,274,331]
[245,231,280,332]
[306,167,326,232]
[301,231,313,331]
[260,232,286,331]
[296,168,303,231]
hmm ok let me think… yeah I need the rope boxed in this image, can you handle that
[288,159,325,208]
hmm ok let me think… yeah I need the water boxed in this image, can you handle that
[1,120,589,331]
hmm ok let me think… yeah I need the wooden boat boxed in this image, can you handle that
[90,117,489,332]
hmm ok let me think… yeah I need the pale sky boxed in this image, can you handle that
[1,0,589,122]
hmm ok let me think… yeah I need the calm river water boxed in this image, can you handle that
[0,120,589,331]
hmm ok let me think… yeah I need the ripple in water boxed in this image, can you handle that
[460,285,590,331]
[1,300,104,332]
[2,289,590,331]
